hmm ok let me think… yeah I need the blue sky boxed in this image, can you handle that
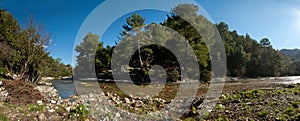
[1,0,300,64]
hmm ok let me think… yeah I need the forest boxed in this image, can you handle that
[74,4,300,83]
[0,9,72,83]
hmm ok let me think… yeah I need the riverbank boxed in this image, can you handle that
[0,79,94,121]
[0,77,299,120]
[72,77,300,120]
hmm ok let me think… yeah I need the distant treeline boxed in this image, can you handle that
[0,9,72,83]
[74,4,298,82]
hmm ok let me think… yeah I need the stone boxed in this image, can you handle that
[115,112,121,117]
[37,100,43,105]
[48,109,55,113]
[37,113,46,121]
[66,106,71,112]
[124,98,130,104]
[87,98,97,104]
[50,115,61,120]
[50,100,56,104]
[134,100,144,107]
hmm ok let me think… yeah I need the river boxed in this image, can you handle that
[51,76,300,99]
[51,80,77,99]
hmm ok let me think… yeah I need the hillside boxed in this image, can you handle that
[280,49,300,60]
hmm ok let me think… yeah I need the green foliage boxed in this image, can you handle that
[0,113,9,121]
[75,4,294,82]
[284,107,297,116]
[28,104,45,112]
[0,9,71,83]
[95,43,113,73]
[74,32,100,79]
[256,110,268,117]
[70,104,89,121]
[239,89,263,99]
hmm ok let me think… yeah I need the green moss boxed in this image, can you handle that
[256,110,268,117]
[268,101,279,106]
[291,101,299,108]
[239,89,263,99]
[214,104,225,110]
[284,107,297,116]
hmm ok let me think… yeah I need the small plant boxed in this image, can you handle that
[268,101,279,106]
[239,89,263,99]
[214,104,225,110]
[256,110,268,117]
[275,90,284,94]
[28,104,45,112]
[199,111,210,120]
[0,113,9,121]
[284,107,297,116]
[70,104,89,120]
[291,101,299,108]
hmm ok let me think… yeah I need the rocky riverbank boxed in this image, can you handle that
[0,80,94,121]
[0,78,299,120]
[78,83,300,120]
[72,80,299,120]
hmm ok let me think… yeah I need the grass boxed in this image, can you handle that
[28,103,46,112]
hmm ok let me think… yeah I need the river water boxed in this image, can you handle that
[51,76,300,99]
[51,80,77,99]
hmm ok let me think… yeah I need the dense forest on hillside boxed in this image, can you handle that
[1,4,299,83]
[280,49,300,75]
[0,9,72,83]
[280,49,300,60]
[74,4,300,82]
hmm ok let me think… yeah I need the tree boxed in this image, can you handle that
[0,9,71,83]
[260,38,271,47]
[122,13,146,70]
[95,42,113,73]
[74,32,99,79]
[164,4,210,81]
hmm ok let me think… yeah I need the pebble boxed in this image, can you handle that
[50,100,56,104]
[37,100,43,105]
[115,112,121,117]
[124,98,130,104]
[48,109,55,113]
[37,113,46,121]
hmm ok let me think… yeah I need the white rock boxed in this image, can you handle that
[115,112,121,117]
[66,106,71,112]
[124,98,130,104]
[37,100,43,105]
[50,100,57,104]
[48,109,55,113]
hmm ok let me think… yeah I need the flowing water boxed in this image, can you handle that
[52,76,300,99]
[51,80,77,99]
